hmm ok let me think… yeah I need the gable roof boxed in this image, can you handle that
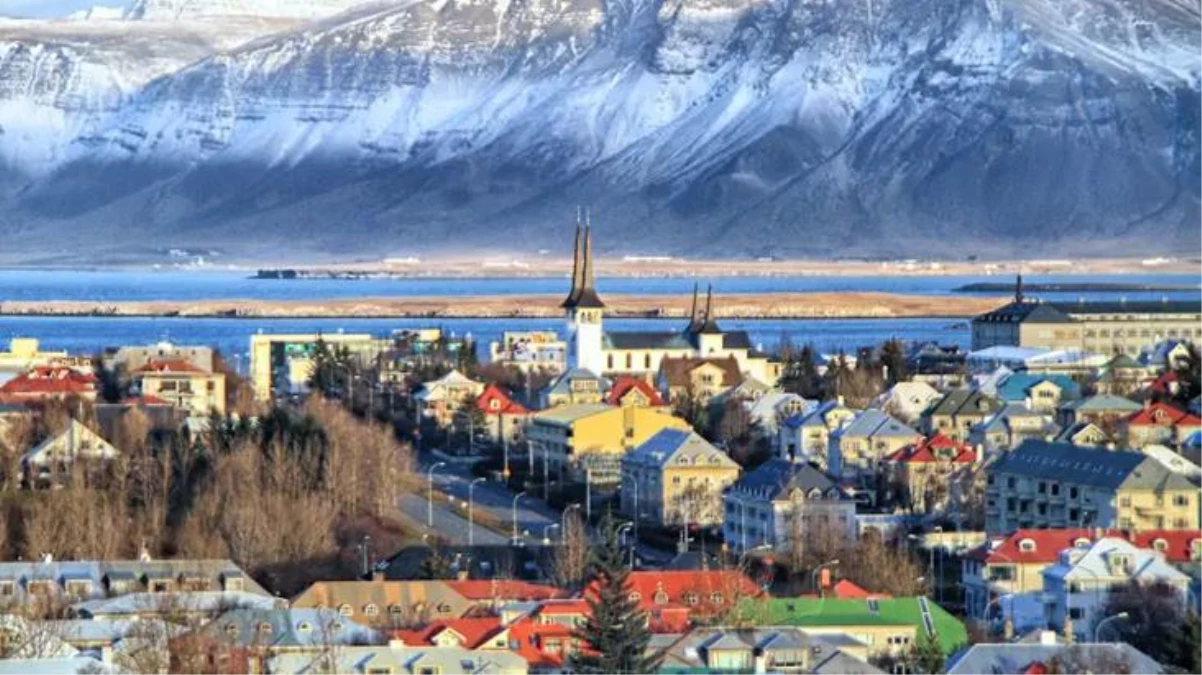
[925,389,1004,418]
[0,367,97,397]
[658,356,742,389]
[975,301,1072,324]
[133,359,207,375]
[623,429,738,471]
[988,440,1149,490]
[23,419,121,467]
[602,571,763,612]
[544,368,608,397]
[887,433,975,464]
[202,608,379,648]
[606,376,665,406]
[996,373,1081,402]
[442,580,564,601]
[946,643,1165,675]
[729,459,847,501]
[603,331,693,350]
[835,409,919,439]
[476,384,528,415]
[1126,402,1201,428]
[1060,394,1142,414]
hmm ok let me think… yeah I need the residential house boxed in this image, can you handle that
[376,546,558,583]
[22,419,121,485]
[606,376,666,408]
[994,373,1082,412]
[1139,444,1202,480]
[967,403,1056,453]
[920,389,1004,441]
[377,329,475,386]
[743,392,812,445]
[740,597,969,660]
[107,342,216,375]
[528,403,690,486]
[596,571,762,633]
[0,366,98,404]
[0,557,267,615]
[291,580,563,627]
[178,608,381,673]
[271,644,528,675]
[414,370,484,428]
[657,356,743,405]
[1054,421,1113,448]
[72,591,279,622]
[1042,537,1194,640]
[984,440,1199,533]
[778,398,856,466]
[0,338,70,375]
[540,367,608,408]
[882,433,978,514]
[131,358,226,416]
[1057,393,1142,431]
[871,381,940,426]
[1122,401,1202,450]
[963,529,1202,623]
[723,459,855,554]
[489,331,568,374]
[620,428,741,528]
[657,626,879,675]
[826,409,921,485]
[946,638,1166,675]
[476,384,530,446]
[1094,353,1153,395]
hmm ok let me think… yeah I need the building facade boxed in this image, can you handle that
[619,429,741,528]
[722,459,856,554]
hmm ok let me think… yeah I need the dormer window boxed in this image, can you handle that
[257,622,273,635]
[1153,539,1168,552]
[683,592,698,606]
[1019,539,1036,553]
[654,591,669,605]
[364,603,379,616]
[628,592,642,603]
[338,604,353,616]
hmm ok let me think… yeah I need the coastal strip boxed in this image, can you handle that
[0,292,1006,320]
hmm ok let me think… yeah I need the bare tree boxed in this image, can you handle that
[552,510,591,590]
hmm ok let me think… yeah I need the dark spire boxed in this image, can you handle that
[563,208,605,310]
[1015,272,1025,304]
[698,284,721,333]
[686,282,700,332]
[561,214,584,308]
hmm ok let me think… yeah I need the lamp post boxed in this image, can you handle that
[511,491,527,545]
[467,477,486,547]
[426,462,446,529]
[1094,611,1129,643]
[617,523,635,568]
[543,523,561,545]
[812,559,840,597]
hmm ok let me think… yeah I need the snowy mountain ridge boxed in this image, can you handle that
[0,0,1197,262]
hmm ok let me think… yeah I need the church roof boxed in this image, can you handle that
[561,220,605,309]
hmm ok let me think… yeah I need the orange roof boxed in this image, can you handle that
[388,625,439,646]
[443,580,563,601]
[134,359,207,375]
[476,383,529,415]
[0,367,97,396]
[428,617,504,649]
[506,618,577,669]
[1126,402,1201,427]
[967,528,1202,565]
[590,571,762,615]
[606,377,665,407]
[829,579,891,599]
[536,599,591,616]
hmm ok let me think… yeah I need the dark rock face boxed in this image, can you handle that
[0,0,1197,261]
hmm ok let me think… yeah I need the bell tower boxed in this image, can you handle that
[562,210,605,374]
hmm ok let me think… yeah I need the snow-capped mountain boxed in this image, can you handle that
[0,0,1197,262]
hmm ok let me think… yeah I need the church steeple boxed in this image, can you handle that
[1015,273,1025,304]
[562,208,604,309]
[686,282,700,332]
[698,284,721,334]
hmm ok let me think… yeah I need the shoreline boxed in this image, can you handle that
[0,292,1004,321]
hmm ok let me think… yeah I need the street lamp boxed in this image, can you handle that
[617,523,635,568]
[467,477,486,547]
[426,462,446,529]
[812,559,840,597]
[1094,611,1129,643]
[511,491,527,545]
[563,503,581,534]
[543,523,561,545]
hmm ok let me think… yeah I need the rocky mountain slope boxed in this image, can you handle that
[0,0,1197,262]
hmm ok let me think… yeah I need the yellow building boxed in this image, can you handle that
[985,439,1199,534]
[656,356,743,404]
[620,428,741,528]
[527,403,690,486]
[249,333,389,401]
[131,359,226,415]
[0,338,68,374]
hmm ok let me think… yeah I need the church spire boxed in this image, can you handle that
[687,282,700,332]
[1015,272,1025,304]
[698,284,721,333]
[562,208,605,309]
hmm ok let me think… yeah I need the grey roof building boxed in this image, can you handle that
[946,641,1165,674]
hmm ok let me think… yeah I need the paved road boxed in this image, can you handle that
[396,492,508,545]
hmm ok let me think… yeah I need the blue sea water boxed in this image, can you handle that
[0,270,1195,362]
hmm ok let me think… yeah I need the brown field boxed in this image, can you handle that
[0,291,1007,319]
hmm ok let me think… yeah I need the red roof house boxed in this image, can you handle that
[886,432,976,464]
[968,528,1202,566]
[476,384,529,416]
[443,580,564,602]
[607,376,665,407]
[0,366,98,402]
[133,359,207,375]
[587,570,762,633]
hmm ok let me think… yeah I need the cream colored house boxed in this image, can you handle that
[414,370,485,428]
[131,359,226,415]
[620,429,741,528]
[22,419,120,484]
[528,404,690,486]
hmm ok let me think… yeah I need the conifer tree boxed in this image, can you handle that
[570,516,663,674]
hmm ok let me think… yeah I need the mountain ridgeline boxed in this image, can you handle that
[0,0,1198,262]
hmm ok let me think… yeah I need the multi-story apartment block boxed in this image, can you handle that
[620,429,741,528]
[131,358,226,415]
[527,403,690,486]
[826,409,921,484]
[971,281,1201,355]
[984,440,1199,534]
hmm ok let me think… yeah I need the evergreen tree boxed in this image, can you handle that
[880,339,910,386]
[570,516,663,674]
[909,630,945,674]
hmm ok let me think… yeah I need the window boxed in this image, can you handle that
[1069,608,1084,620]
[389,604,403,615]
[224,623,238,637]
[149,580,172,593]
[297,622,312,633]
[682,592,698,606]
[364,603,379,616]
[338,604,353,616]
[628,592,641,602]
[1007,477,1016,489]
[1070,487,1079,499]
[0,581,13,597]
[654,591,669,605]
[645,354,651,369]
[257,622,273,635]
[1153,539,1168,552]
[65,580,92,597]
[1175,495,1190,507]
[710,592,724,605]
[1019,539,1036,553]
[1119,496,1131,507]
